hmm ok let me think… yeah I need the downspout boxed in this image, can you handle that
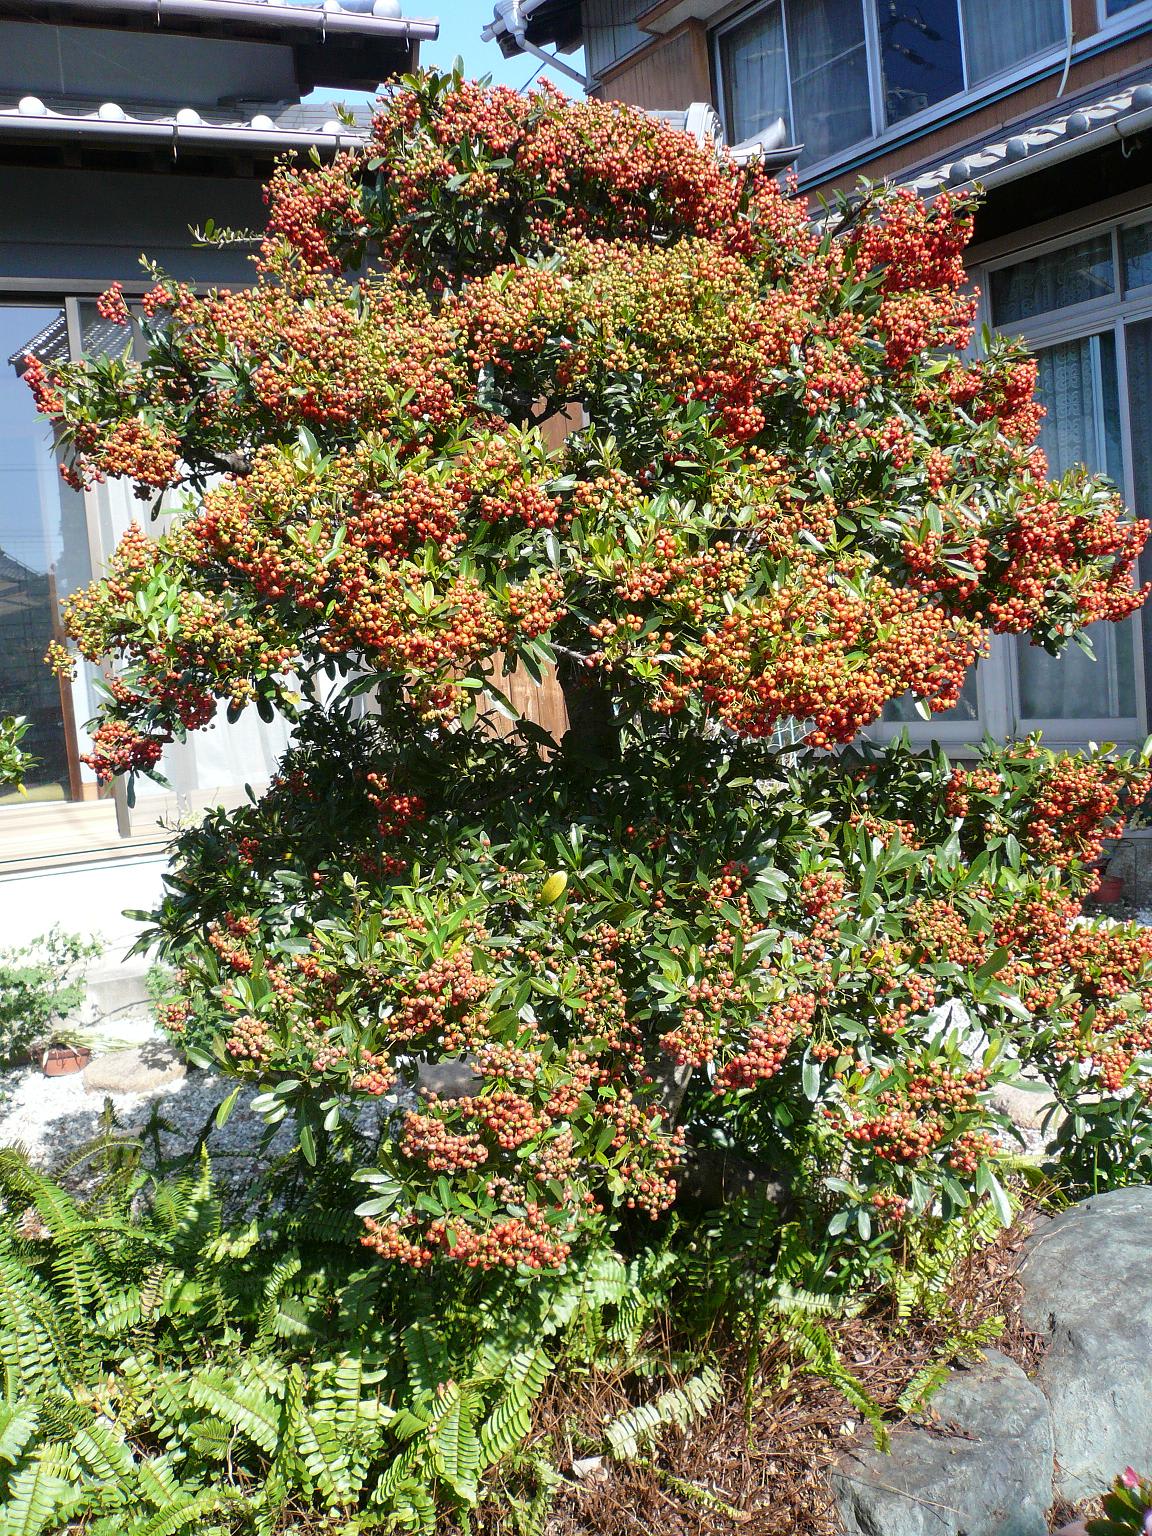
[1056,0,1075,98]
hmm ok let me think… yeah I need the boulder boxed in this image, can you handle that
[1018,1185,1152,1504]
[832,1350,1053,1536]
[82,1042,186,1096]
[989,1080,1063,1136]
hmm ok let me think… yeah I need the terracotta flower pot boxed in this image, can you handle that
[1094,873,1125,904]
[41,1045,91,1077]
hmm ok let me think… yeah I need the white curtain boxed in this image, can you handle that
[1015,334,1136,722]
[961,0,1064,84]
[720,3,790,146]
[991,234,1113,327]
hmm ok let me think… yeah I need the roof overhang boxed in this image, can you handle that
[902,75,1152,200]
[0,0,438,91]
[0,96,376,156]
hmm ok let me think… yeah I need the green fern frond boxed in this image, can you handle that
[404,1323,450,1397]
[255,1252,302,1352]
[604,1366,722,1463]
[0,1441,79,1536]
[70,1420,138,1484]
[478,1347,552,1467]
[0,1402,38,1467]
[132,1486,251,1536]
[429,1383,482,1505]
[784,1317,889,1452]
[187,1369,281,1456]
[895,1360,953,1416]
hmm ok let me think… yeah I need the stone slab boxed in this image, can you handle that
[83,1042,186,1096]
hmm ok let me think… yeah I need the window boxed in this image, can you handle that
[1106,0,1148,14]
[1012,331,1135,724]
[989,235,1114,325]
[0,306,95,806]
[877,0,964,125]
[0,296,291,831]
[717,0,872,165]
[717,0,1067,172]
[958,0,1064,88]
[875,216,1152,750]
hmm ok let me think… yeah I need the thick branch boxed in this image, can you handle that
[557,655,621,764]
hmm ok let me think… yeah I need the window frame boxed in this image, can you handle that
[1095,0,1152,38]
[712,0,1068,183]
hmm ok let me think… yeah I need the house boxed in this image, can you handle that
[483,0,1152,776]
[0,0,436,966]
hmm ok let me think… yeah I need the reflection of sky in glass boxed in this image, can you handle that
[878,0,964,127]
[0,307,63,580]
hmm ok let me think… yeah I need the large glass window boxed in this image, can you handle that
[960,0,1064,87]
[877,0,964,126]
[718,0,871,165]
[0,296,292,832]
[71,300,292,829]
[1122,222,1152,294]
[988,222,1151,738]
[0,306,95,805]
[990,235,1115,326]
[718,3,791,150]
[875,217,1152,749]
[1014,332,1136,722]
[718,0,1067,170]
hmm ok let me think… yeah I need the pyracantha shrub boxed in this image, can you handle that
[31,68,1152,1266]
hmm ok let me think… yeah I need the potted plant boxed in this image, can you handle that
[0,928,101,1071]
[1090,828,1127,904]
[40,1023,94,1077]
[1094,864,1126,904]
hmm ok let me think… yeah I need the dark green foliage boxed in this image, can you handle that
[0,929,100,1069]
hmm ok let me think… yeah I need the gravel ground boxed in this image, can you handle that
[0,1013,399,1195]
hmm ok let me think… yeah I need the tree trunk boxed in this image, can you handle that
[557,656,621,763]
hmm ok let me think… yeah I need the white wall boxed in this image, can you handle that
[0,855,168,965]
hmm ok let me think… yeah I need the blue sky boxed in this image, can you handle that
[310,2,586,109]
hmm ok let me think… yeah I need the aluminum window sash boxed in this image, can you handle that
[793,41,1067,185]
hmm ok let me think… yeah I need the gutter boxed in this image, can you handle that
[12,0,439,41]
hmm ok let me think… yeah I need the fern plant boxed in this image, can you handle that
[0,1146,585,1535]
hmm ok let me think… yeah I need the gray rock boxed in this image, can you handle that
[83,1042,187,1095]
[989,1081,1060,1135]
[832,1350,1053,1536]
[1018,1185,1152,1504]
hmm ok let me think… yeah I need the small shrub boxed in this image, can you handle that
[1089,1467,1152,1534]
[0,716,32,792]
[0,927,101,1067]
